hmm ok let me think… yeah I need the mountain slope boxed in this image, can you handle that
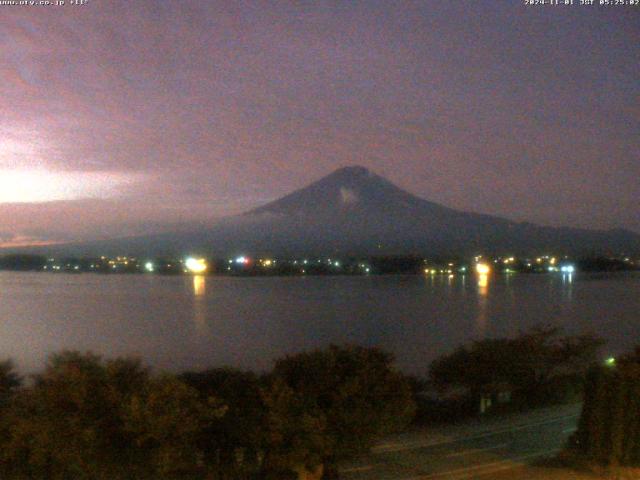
[213,165,638,256]
[10,166,640,257]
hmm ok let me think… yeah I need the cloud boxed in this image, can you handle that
[0,169,146,204]
[0,232,64,249]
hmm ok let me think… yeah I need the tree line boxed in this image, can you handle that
[0,327,624,479]
[0,346,414,479]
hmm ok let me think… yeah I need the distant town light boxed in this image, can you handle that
[144,261,155,272]
[476,263,491,275]
[185,257,208,274]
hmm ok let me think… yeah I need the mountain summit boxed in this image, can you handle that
[248,165,450,219]
[22,167,640,257]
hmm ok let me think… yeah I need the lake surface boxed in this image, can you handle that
[1,271,638,377]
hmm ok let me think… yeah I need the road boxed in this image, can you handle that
[339,403,581,480]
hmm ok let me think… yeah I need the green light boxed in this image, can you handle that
[605,357,616,367]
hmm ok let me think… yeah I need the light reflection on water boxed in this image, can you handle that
[562,273,574,302]
[192,275,206,297]
[476,273,490,336]
[477,273,489,296]
[0,271,638,377]
[192,275,207,336]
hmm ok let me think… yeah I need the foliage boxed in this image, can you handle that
[0,346,416,479]
[429,326,604,407]
[0,351,223,479]
[260,378,329,479]
[573,351,640,466]
[577,257,636,272]
[0,359,21,405]
[272,345,416,475]
[0,351,133,479]
[0,254,47,271]
[180,368,265,478]
[124,374,225,477]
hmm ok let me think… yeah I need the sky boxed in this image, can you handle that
[1,0,638,248]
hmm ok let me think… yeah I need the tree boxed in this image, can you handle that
[0,351,223,479]
[260,378,329,480]
[0,351,131,479]
[0,346,416,479]
[0,254,46,271]
[124,374,225,478]
[272,345,416,477]
[180,368,265,478]
[0,359,21,406]
[572,349,640,466]
[429,326,604,408]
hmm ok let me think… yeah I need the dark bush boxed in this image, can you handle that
[429,326,603,412]
[272,345,416,475]
[572,350,640,466]
[0,346,416,479]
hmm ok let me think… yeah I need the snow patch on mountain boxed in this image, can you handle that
[340,187,359,205]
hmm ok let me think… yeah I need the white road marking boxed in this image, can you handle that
[341,465,374,473]
[442,443,509,459]
[339,444,509,475]
[374,413,579,453]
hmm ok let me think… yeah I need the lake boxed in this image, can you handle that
[1,271,638,377]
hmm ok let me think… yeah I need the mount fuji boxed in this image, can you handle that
[19,166,640,257]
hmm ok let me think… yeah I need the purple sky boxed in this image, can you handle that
[1,1,638,247]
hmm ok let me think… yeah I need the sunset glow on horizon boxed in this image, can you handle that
[0,168,140,204]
